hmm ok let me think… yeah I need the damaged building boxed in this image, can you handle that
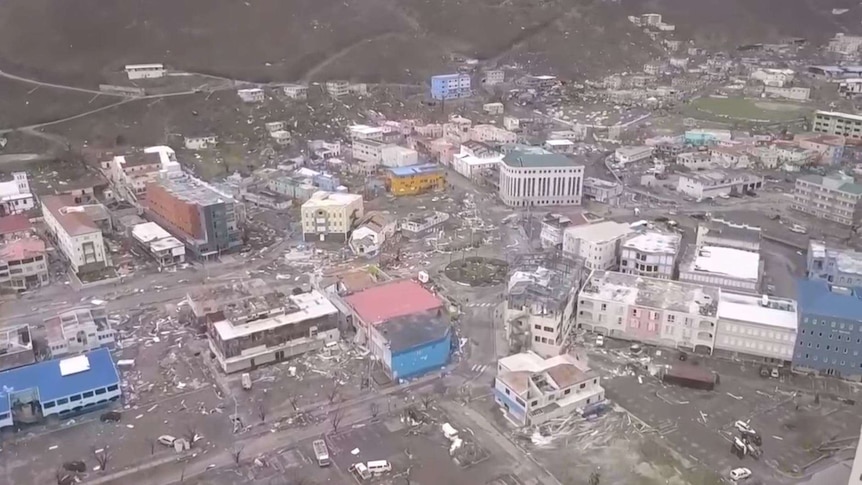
[40,306,116,359]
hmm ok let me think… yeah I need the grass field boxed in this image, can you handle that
[684,96,811,123]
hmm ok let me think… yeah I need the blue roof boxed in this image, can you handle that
[387,164,443,177]
[796,279,862,322]
[0,348,120,414]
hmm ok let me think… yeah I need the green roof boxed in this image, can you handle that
[799,173,862,195]
[502,152,578,168]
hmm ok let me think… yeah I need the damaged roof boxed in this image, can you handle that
[375,311,451,353]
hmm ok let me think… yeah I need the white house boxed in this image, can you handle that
[0,172,35,216]
[503,117,520,131]
[620,231,681,280]
[271,130,292,145]
[614,146,654,165]
[562,221,633,271]
[238,88,265,103]
[184,135,218,151]
[282,84,308,100]
[348,212,397,257]
[676,171,763,199]
[749,68,795,87]
[380,145,419,168]
[41,195,110,275]
[483,102,504,115]
[470,124,517,145]
[124,63,166,80]
[452,144,502,180]
[544,139,576,154]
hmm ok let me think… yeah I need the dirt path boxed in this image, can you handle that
[299,31,405,82]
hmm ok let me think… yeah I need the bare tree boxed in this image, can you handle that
[232,445,245,464]
[92,446,110,472]
[288,395,300,411]
[327,382,341,404]
[370,402,380,419]
[330,409,344,434]
[147,437,156,455]
[257,401,267,423]
[421,394,434,410]
[184,423,199,447]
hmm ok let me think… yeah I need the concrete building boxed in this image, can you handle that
[0,237,49,291]
[763,86,810,101]
[42,306,116,359]
[696,218,761,252]
[684,129,732,147]
[620,231,681,280]
[793,279,862,380]
[198,283,339,373]
[380,145,419,168]
[146,174,242,258]
[237,88,265,103]
[183,135,217,151]
[0,172,35,216]
[676,171,763,199]
[715,292,797,365]
[807,241,862,287]
[124,63,166,80]
[385,164,446,196]
[793,133,845,165]
[562,221,632,271]
[470,124,517,145]
[109,151,162,202]
[827,33,862,56]
[0,215,32,242]
[325,80,349,98]
[494,351,604,427]
[301,191,364,243]
[539,213,576,249]
[583,178,623,203]
[369,312,452,381]
[484,70,504,85]
[282,84,308,100]
[749,68,795,87]
[614,146,654,165]
[352,138,386,169]
[0,324,34,371]
[792,173,862,226]
[543,139,576,154]
[676,151,712,170]
[483,102,504,115]
[709,146,751,169]
[401,211,449,239]
[131,222,186,267]
[839,78,862,96]
[452,143,502,181]
[679,245,761,292]
[506,266,578,358]
[41,195,110,275]
[347,124,385,141]
[430,73,471,100]
[498,152,584,207]
[812,110,862,140]
[349,211,397,257]
[0,349,121,430]
[576,271,720,354]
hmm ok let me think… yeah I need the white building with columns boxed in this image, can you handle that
[498,152,584,207]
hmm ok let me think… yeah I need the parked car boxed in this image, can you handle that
[730,467,752,481]
[759,366,770,378]
[158,435,177,447]
[770,367,780,379]
[734,420,753,433]
[100,411,122,422]
[595,335,604,347]
[790,224,807,234]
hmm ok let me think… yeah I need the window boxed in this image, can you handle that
[107,385,119,392]
[534,336,540,342]
[83,391,94,398]
[95,388,106,395]
[564,389,571,395]
[70,394,81,402]
[579,383,586,389]
[531,400,538,406]
[43,401,55,409]
[56,398,68,405]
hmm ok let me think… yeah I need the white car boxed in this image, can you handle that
[734,420,752,433]
[595,335,604,347]
[158,435,177,447]
[730,467,752,481]
[790,224,807,234]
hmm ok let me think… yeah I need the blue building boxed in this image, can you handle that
[0,348,121,429]
[371,312,452,381]
[430,73,472,100]
[793,279,862,380]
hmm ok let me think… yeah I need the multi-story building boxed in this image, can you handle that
[792,172,862,226]
[41,306,116,359]
[301,191,364,243]
[484,70,504,85]
[41,195,110,275]
[131,222,187,267]
[807,241,862,287]
[470,124,517,145]
[494,351,604,427]
[380,145,418,168]
[385,164,445,196]
[145,174,242,258]
[125,63,166,80]
[452,143,503,181]
[498,152,584,207]
[676,171,763,199]
[347,124,385,141]
[812,110,862,140]
[195,281,340,373]
[237,88,265,103]
[749,68,795,87]
[679,244,761,292]
[352,138,386,166]
[282,84,308,100]
[793,279,862,379]
[0,214,32,242]
[793,133,845,165]
[695,218,761,252]
[109,151,162,202]
[0,237,49,291]
[539,213,575,249]
[0,324,34,371]
[183,135,218,151]
[430,73,471,100]
[401,211,449,239]
[562,221,632,271]
[506,266,578,357]
[614,146,653,165]
[325,80,350,98]
[827,34,862,56]
[576,271,720,354]
[0,172,35,216]
[763,86,810,101]
[583,177,623,203]
[715,292,797,365]
[620,231,681,280]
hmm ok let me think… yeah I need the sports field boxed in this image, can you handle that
[685,96,810,123]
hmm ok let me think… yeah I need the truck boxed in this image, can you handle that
[661,364,717,391]
[312,439,330,467]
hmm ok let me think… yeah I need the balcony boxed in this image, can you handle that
[698,320,715,330]
[696,331,714,341]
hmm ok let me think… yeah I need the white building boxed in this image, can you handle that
[265,121,286,133]
[696,218,761,252]
[676,171,763,199]
[550,128,588,141]
[237,88,265,103]
[0,238,49,291]
[325,80,349,98]
[583,177,622,203]
[348,124,385,141]
[352,139,386,169]
[763,86,810,101]
[380,145,418,168]
[494,351,604,427]
[401,211,449,239]
[807,240,862,287]
[470,124,518,145]
[620,231,681,280]
[614,146,654,165]
[483,102,504,115]
[270,130,291,145]
[506,266,577,357]
[498,152,584,207]
[715,292,797,365]
[131,222,186,267]
[124,63,166,80]
[562,221,632,271]
[576,271,720,354]
[484,70,505,85]
[41,195,110,275]
[709,146,751,169]
[792,172,862,226]
[43,306,116,358]
[543,139,576,154]
[676,151,712,170]
[503,116,520,131]
[827,33,862,56]
[282,84,308,100]
[679,245,761,292]
[0,172,35,216]
[452,144,502,180]
[749,68,795,87]
[812,110,862,141]
[183,135,218,151]
[301,191,364,243]
[348,212,397,257]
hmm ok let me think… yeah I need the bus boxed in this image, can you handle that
[312,439,330,467]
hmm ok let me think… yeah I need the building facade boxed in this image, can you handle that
[380,145,419,168]
[301,191,364,243]
[42,306,116,359]
[812,110,862,140]
[807,241,862,287]
[498,152,584,207]
[583,177,622,203]
[0,237,49,291]
[792,173,862,226]
[430,73,472,100]
[676,171,763,199]
[679,245,761,292]
[385,164,446,196]
[561,221,632,271]
[131,222,187,267]
[715,292,797,365]
[41,195,110,275]
[369,313,452,381]
[614,146,654,165]
[124,63,166,79]
[576,271,720,354]
[0,172,35,216]
[506,267,578,358]
[619,231,681,280]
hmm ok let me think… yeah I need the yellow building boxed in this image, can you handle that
[385,164,446,196]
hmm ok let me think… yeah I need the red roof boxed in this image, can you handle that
[41,195,99,236]
[345,280,443,325]
[0,214,31,236]
[0,237,45,261]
